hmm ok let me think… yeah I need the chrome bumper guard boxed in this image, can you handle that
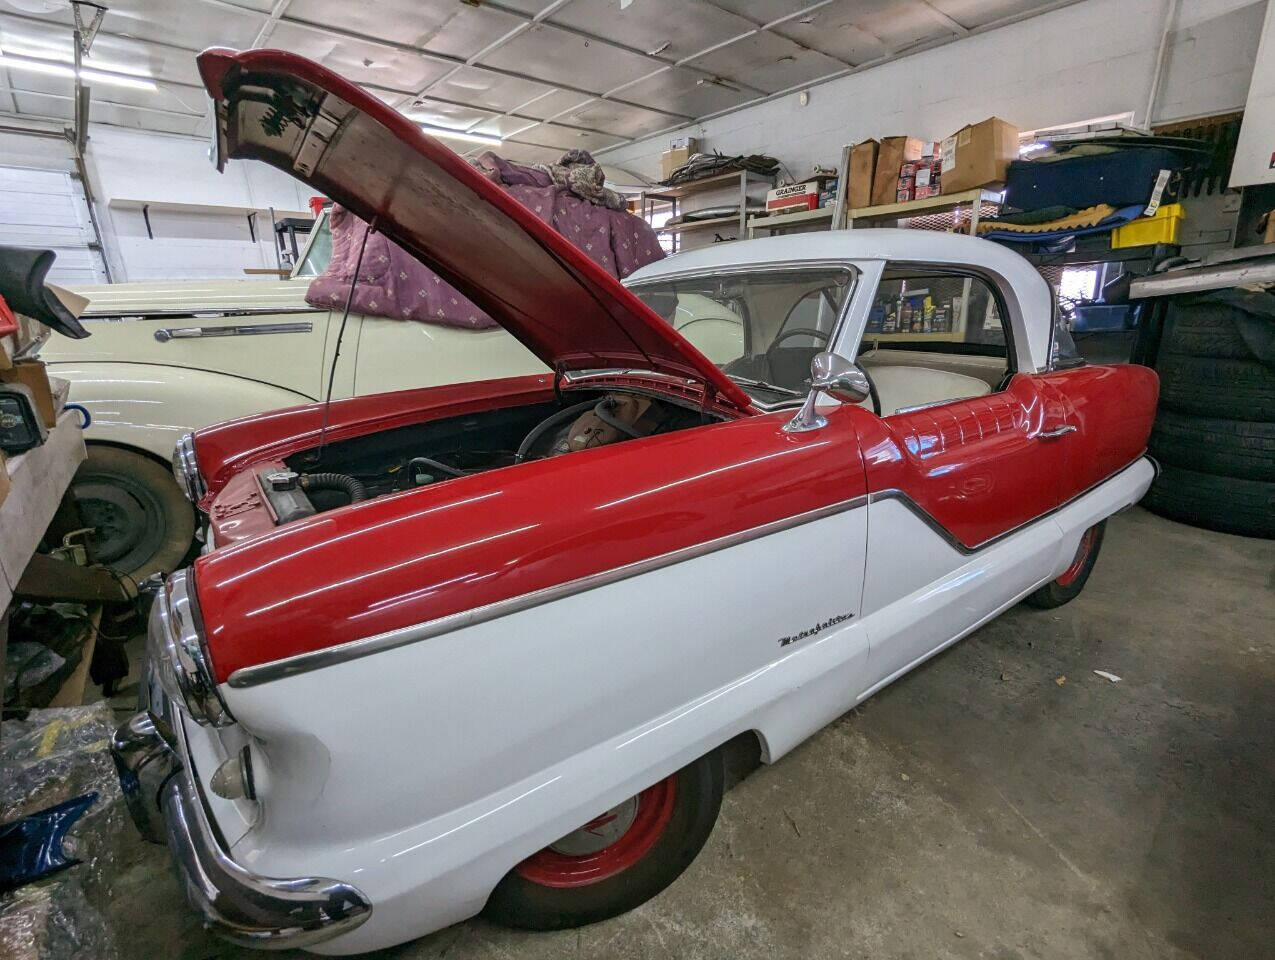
[111,686,371,949]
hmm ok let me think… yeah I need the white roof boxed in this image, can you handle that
[627,229,1054,372]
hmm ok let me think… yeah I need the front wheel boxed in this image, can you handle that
[1023,521,1106,609]
[484,750,724,930]
[72,445,196,583]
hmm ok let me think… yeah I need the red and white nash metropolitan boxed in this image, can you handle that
[112,49,1159,954]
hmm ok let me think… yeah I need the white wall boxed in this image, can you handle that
[82,125,315,282]
[600,0,1266,184]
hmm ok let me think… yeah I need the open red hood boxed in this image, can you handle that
[197,48,750,412]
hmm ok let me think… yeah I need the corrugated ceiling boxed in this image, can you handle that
[0,0,1073,162]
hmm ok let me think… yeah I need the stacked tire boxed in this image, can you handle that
[1144,299,1275,538]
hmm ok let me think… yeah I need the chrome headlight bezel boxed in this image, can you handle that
[150,568,234,727]
[172,432,206,503]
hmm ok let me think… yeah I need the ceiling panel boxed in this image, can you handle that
[506,121,627,153]
[469,114,541,139]
[266,20,455,91]
[481,22,662,94]
[97,0,263,51]
[404,98,495,130]
[429,67,557,114]
[616,67,748,118]
[930,0,1043,29]
[690,31,848,94]
[549,0,751,64]
[767,0,898,65]
[516,88,596,122]
[284,0,524,61]
[856,2,950,52]
[489,140,565,165]
[566,98,673,140]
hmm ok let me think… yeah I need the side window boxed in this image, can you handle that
[863,271,1006,354]
[856,267,1013,417]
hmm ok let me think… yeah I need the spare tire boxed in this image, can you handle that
[1143,465,1275,538]
[1160,305,1258,360]
[1156,356,1275,421]
[1149,411,1275,481]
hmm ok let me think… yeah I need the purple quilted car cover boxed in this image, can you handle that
[305,150,664,330]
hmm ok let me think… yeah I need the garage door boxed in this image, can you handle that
[0,165,107,285]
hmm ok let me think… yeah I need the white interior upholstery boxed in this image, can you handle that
[857,364,992,416]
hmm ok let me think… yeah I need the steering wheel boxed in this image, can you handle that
[764,327,831,388]
[769,326,830,351]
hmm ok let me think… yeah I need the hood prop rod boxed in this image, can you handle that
[312,215,377,467]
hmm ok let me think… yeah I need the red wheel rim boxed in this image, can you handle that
[1056,527,1097,587]
[514,776,677,888]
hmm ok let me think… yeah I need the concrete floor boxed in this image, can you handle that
[112,507,1274,960]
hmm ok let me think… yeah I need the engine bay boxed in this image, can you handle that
[213,391,719,541]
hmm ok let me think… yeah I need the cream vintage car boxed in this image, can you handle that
[43,211,547,580]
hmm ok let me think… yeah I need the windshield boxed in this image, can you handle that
[630,267,855,401]
[290,210,333,279]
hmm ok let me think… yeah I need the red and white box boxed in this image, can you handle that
[765,182,820,213]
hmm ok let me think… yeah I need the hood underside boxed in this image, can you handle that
[197,48,750,412]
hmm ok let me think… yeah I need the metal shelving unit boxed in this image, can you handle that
[644,169,775,250]
[841,187,1003,234]
[747,205,835,238]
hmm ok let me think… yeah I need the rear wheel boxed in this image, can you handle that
[484,751,723,930]
[1024,521,1105,609]
[72,445,195,583]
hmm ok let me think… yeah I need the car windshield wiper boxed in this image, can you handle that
[726,375,804,398]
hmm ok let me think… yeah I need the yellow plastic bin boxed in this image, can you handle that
[1112,202,1185,248]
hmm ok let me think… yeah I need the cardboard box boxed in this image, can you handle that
[848,140,878,208]
[0,359,56,428]
[872,136,926,206]
[1264,210,1275,245]
[660,137,699,181]
[940,117,1018,195]
[766,182,820,212]
[915,184,939,200]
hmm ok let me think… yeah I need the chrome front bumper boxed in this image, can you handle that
[111,680,371,949]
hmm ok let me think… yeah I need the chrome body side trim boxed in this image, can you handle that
[154,570,235,727]
[110,680,372,948]
[154,321,314,342]
[227,495,869,688]
[85,306,319,321]
[868,457,1152,556]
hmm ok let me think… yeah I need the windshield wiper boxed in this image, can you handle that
[727,375,803,397]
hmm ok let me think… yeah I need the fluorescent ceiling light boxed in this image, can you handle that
[1018,141,1049,156]
[0,52,157,91]
[419,122,500,146]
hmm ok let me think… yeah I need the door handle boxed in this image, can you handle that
[1038,424,1077,439]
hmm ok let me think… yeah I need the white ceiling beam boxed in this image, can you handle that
[252,0,293,48]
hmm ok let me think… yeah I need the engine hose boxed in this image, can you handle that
[515,400,600,463]
[408,456,468,481]
[300,472,368,503]
[593,400,645,439]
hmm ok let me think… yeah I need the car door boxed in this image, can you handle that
[852,266,1071,691]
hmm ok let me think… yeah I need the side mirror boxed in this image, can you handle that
[784,352,870,433]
